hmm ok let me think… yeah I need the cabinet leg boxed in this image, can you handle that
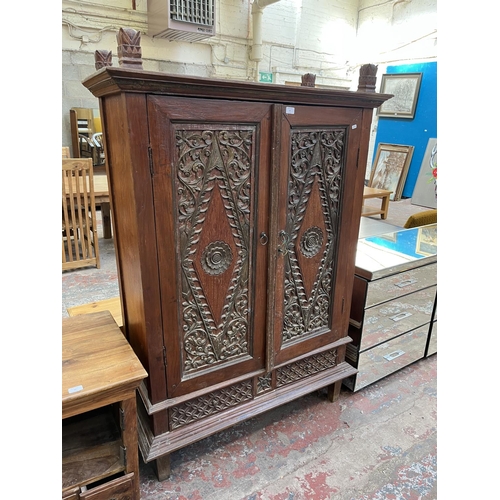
[155,454,171,481]
[327,381,342,402]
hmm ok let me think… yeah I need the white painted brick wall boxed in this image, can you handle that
[62,0,436,154]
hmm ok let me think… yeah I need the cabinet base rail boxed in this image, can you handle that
[137,360,357,469]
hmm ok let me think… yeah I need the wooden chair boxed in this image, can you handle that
[62,158,100,271]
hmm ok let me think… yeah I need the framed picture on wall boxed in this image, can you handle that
[369,143,414,201]
[377,73,422,119]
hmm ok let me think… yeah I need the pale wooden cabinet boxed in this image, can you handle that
[83,55,390,478]
[343,224,437,392]
[62,311,147,499]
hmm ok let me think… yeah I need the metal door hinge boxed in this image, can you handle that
[120,445,127,466]
[119,407,125,430]
[148,146,154,176]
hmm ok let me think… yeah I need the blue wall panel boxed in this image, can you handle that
[373,62,437,198]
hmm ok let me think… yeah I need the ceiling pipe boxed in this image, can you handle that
[250,0,281,81]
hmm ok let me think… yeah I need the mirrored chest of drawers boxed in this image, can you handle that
[343,224,437,392]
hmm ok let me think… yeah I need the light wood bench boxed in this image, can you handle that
[361,186,392,220]
[67,296,122,328]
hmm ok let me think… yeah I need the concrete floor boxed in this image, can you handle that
[62,197,437,500]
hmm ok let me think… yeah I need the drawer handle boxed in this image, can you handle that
[260,232,268,245]
[395,278,417,288]
[389,311,412,322]
[384,349,405,361]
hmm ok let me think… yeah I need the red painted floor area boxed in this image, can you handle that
[137,355,436,499]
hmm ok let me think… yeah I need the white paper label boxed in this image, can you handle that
[285,107,295,114]
[68,385,83,394]
[352,124,357,129]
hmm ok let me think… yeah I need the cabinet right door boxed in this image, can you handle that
[271,104,364,367]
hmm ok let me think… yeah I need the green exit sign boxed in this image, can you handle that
[259,72,273,83]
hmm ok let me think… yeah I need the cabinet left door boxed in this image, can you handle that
[147,96,273,398]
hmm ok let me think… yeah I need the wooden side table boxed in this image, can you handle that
[62,311,147,500]
[361,186,392,219]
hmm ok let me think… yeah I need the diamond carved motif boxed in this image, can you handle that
[175,127,254,372]
[282,128,346,344]
[194,184,237,325]
[295,175,328,299]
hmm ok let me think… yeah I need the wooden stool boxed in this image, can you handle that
[361,186,392,219]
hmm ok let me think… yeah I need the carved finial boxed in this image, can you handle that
[117,28,143,70]
[94,50,112,70]
[357,64,378,92]
[301,73,316,87]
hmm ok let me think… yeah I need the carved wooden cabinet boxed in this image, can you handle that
[83,60,390,479]
[343,224,437,392]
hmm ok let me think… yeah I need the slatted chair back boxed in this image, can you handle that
[62,158,100,271]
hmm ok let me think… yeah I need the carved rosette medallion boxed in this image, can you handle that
[282,128,346,344]
[256,374,272,394]
[174,127,255,373]
[300,226,323,258]
[201,241,233,275]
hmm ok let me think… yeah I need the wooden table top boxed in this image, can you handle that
[92,173,109,198]
[63,173,109,200]
[363,186,393,197]
[67,297,123,328]
[62,311,147,419]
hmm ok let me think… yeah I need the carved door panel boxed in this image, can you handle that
[148,96,272,398]
[272,105,363,368]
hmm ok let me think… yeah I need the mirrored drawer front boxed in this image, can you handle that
[349,325,428,391]
[360,285,436,351]
[427,320,437,356]
[365,263,437,309]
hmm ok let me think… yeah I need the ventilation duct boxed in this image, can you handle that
[148,0,216,42]
[250,0,281,81]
